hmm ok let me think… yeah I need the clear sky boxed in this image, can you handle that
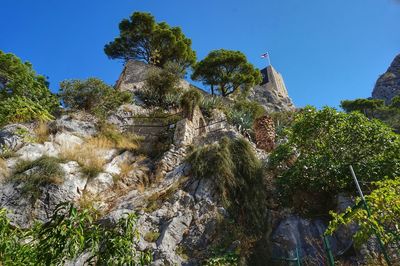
[1,0,399,108]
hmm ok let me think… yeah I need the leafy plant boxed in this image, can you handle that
[200,96,225,118]
[0,202,152,265]
[326,177,400,248]
[226,100,265,137]
[269,106,400,213]
[59,78,131,118]
[205,250,239,266]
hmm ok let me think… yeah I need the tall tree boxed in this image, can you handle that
[104,12,196,71]
[191,49,262,97]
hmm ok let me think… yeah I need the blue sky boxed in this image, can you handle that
[1,0,399,108]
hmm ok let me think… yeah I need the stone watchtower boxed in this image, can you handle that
[248,65,295,112]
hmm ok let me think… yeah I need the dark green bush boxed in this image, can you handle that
[59,78,131,118]
[137,63,183,109]
[270,106,400,213]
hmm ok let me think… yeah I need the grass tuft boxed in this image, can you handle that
[34,121,50,143]
[11,156,65,199]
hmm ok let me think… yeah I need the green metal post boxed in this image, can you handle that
[295,246,301,266]
[349,165,392,266]
[323,235,335,266]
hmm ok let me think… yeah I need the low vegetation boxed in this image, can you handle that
[269,106,400,214]
[180,89,203,119]
[11,156,65,199]
[0,202,152,265]
[187,137,266,235]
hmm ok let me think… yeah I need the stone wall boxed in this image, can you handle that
[173,106,207,146]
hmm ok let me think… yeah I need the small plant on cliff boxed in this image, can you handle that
[12,156,65,199]
[269,106,400,214]
[187,137,266,233]
[59,78,131,119]
[180,89,203,119]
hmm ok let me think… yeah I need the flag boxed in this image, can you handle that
[261,52,269,58]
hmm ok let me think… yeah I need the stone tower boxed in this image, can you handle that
[248,65,295,112]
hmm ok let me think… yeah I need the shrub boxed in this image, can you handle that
[144,231,160,242]
[137,63,182,109]
[200,95,224,118]
[33,121,50,143]
[187,137,266,233]
[0,202,152,265]
[59,78,131,118]
[326,177,400,248]
[269,106,400,213]
[0,51,59,119]
[226,100,265,137]
[180,89,203,119]
[0,96,54,126]
[12,156,65,199]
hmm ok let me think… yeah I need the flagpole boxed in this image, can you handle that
[268,53,271,66]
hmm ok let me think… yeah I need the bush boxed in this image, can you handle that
[180,89,203,119]
[59,78,131,118]
[0,202,152,265]
[187,137,266,233]
[226,100,265,137]
[12,156,65,199]
[137,63,182,109]
[270,106,400,213]
[0,96,54,126]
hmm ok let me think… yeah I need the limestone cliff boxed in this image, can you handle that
[372,54,400,104]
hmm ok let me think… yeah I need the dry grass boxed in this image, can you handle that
[34,121,50,143]
[60,143,106,179]
[0,157,8,178]
[96,123,142,151]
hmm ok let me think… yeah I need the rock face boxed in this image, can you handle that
[248,65,295,112]
[372,54,400,104]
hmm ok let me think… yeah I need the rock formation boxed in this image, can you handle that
[372,54,400,104]
[248,65,295,112]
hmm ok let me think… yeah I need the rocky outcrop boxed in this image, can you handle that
[248,66,295,112]
[372,54,400,104]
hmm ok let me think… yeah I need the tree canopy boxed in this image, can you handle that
[340,98,385,117]
[270,106,400,211]
[0,51,58,125]
[191,49,262,97]
[104,12,196,71]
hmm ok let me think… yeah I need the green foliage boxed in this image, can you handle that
[191,49,262,97]
[12,156,65,199]
[59,78,131,118]
[0,202,152,265]
[0,96,54,126]
[104,12,196,71]
[200,96,225,118]
[138,63,182,109]
[326,177,400,248]
[187,137,266,233]
[144,231,160,242]
[180,89,203,119]
[0,51,58,125]
[270,106,400,212]
[205,250,239,266]
[0,51,58,110]
[226,100,265,137]
[341,97,400,132]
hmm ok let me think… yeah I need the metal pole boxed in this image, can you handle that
[323,235,335,266]
[349,165,392,266]
[268,53,272,66]
[295,246,301,266]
